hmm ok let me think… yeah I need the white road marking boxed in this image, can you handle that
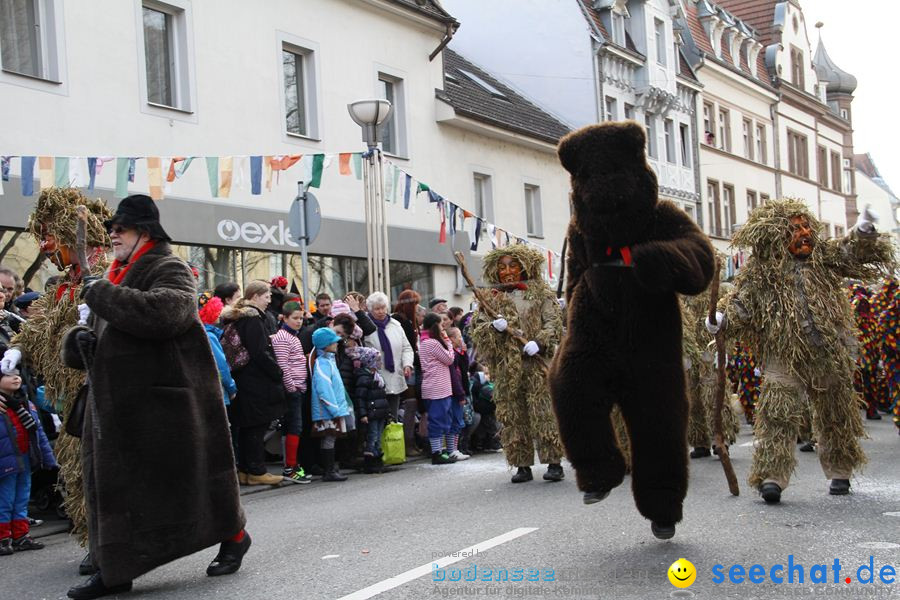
[322,554,340,559]
[336,527,539,600]
[883,512,900,518]
[856,542,900,550]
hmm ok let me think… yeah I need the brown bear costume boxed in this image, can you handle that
[549,121,715,540]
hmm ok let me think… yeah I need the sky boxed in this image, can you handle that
[800,1,900,191]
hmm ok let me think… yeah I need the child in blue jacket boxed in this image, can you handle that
[199,293,238,405]
[310,327,350,482]
[0,370,57,555]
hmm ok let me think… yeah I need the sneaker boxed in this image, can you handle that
[28,517,43,527]
[282,466,311,484]
[449,450,470,461]
[11,535,44,551]
[0,538,12,556]
[246,472,284,486]
[431,451,454,465]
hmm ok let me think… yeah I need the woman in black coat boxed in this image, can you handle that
[220,280,285,486]
[392,289,421,455]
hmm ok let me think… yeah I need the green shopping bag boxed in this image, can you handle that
[381,421,406,465]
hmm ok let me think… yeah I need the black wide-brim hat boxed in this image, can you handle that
[104,194,171,241]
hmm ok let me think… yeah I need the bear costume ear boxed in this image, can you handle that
[557,121,649,175]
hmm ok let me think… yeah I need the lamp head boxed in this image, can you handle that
[348,99,394,148]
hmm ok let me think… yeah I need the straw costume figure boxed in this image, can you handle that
[470,244,566,484]
[2,188,111,558]
[709,200,894,503]
[683,289,740,459]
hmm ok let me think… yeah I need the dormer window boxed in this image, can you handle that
[790,45,805,89]
[611,11,625,45]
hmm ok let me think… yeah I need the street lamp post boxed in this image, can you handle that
[348,98,393,295]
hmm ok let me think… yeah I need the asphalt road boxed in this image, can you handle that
[8,415,900,600]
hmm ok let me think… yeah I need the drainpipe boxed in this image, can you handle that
[770,100,782,200]
[429,22,457,62]
[594,45,604,123]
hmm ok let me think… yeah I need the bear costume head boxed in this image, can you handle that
[557,120,658,248]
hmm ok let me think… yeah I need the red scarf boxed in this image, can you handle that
[108,240,157,286]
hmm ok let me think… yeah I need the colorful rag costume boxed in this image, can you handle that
[848,282,884,419]
[878,277,900,432]
[727,341,761,425]
[720,199,894,491]
[10,188,111,544]
[470,245,564,468]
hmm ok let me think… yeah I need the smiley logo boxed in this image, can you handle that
[668,558,696,588]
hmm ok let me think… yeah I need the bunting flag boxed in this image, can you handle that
[339,153,352,176]
[250,156,262,195]
[438,200,447,244]
[54,157,69,187]
[127,158,136,183]
[448,203,457,246]
[470,218,481,251]
[309,153,324,188]
[0,156,9,181]
[264,156,274,191]
[20,157,35,196]
[403,174,412,209]
[147,157,164,200]
[272,154,302,172]
[352,152,362,180]
[548,251,554,280]
[487,223,496,249]
[218,156,233,198]
[233,156,247,191]
[418,181,430,194]
[390,165,400,203]
[38,156,53,190]
[69,158,84,188]
[87,157,98,190]
[115,157,130,198]
[205,157,219,198]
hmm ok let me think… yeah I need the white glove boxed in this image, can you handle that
[77,303,91,325]
[557,297,567,310]
[492,317,508,332]
[855,204,878,234]
[753,368,761,377]
[705,312,725,335]
[0,348,22,375]
[523,341,540,356]
[683,357,692,371]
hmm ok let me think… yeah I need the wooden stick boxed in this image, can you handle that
[454,251,549,375]
[708,258,740,496]
[74,206,90,283]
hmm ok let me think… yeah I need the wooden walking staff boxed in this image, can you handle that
[74,205,91,283]
[708,257,739,496]
[453,251,550,375]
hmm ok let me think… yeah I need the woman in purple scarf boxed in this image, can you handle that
[363,292,414,424]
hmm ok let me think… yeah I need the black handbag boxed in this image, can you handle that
[64,385,88,438]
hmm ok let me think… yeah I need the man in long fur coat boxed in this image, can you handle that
[549,121,715,540]
[61,195,249,600]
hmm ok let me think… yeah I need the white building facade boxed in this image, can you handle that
[444,0,704,219]
[0,0,571,301]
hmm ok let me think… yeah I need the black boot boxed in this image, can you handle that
[760,482,782,504]
[583,489,611,504]
[651,522,676,540]
[829,479,851,495]
[206,531,252,576]
[511,467,533,483]
[321,448,348,482]
[79,553,98,576]
[362,454,375,474]
[543,463,564,481]
[67,572,132,600]
[799,441,815,452]
[690,447,711,459]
